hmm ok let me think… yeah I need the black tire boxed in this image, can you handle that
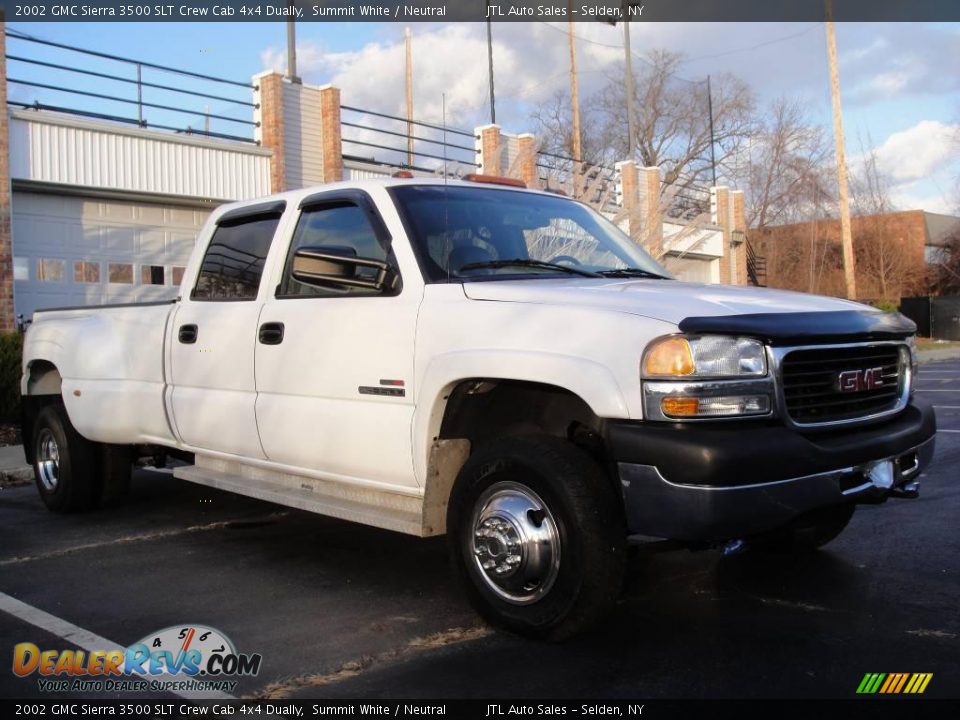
[99,444,133,506]
[31,402,99,513]
[447,435,626,640]
[753,503,856,554]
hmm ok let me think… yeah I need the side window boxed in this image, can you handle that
[192,215,280,301]
[280,202,390,297]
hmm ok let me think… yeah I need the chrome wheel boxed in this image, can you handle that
[470,481,561,605]
[36,428,60,492]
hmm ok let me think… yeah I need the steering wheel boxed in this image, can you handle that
[548,254,583,266]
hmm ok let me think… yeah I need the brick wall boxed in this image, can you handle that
[750,210,930,300]
[731,190,748,285]
[319,85,342,183]
[478,125,502,176]
[713,187,731,284]
[256,71,286,193]
[0,21,14,332]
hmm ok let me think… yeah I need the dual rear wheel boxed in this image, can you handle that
[31,402,131,513]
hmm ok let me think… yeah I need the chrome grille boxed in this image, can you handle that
[780,344,904,425]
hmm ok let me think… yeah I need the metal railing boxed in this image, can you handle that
[535,150,618,205]
[746,238,768,287]
[340,104,478,174]
[664,183,712,221]
[4,29,258,143]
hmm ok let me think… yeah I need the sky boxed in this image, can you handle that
[6,20,960,215]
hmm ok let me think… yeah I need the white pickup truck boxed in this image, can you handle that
[21,176,936,638]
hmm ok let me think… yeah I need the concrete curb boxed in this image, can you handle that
[0,467,33,488]
[0,444,32,488]
[918,348,960,364]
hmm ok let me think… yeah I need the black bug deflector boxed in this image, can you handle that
[678,310,916,345]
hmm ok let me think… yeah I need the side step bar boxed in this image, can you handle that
[173,456,424,536]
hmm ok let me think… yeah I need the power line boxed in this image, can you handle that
[538,21,703,84]
[683,23,823,63]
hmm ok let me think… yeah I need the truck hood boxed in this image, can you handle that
[462,278,863,323]
[461,279,915,343]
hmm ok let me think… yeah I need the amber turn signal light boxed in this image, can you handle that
[643,336,696,377]
[660,397,700,417]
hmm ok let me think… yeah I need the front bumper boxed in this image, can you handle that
[607,401,937,542]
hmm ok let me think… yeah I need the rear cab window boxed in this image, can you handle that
[191,202,285,301]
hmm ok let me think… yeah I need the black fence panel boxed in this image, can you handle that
[899,296,931,337]
[932,296,960,341]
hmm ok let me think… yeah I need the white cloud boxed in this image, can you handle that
[868,71,910,97]
[259,24,580,129]
[889,183,955,214]
[872,120,960,182]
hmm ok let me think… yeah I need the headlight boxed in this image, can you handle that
[642,335,767,378]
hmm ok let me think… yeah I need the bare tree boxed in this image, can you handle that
[531,90,619,172]
[849,145,923,301]
[930,228,960,295]
[736,98,834,228]
[541,50,756,192]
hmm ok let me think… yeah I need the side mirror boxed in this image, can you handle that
[290,246,397,292]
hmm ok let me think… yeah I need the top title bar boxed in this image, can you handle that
[3,1,960,23]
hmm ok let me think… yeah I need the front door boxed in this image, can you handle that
[254,192,421,488]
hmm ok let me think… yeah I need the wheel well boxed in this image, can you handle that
[21,361,64,460]
[420,379,620,537]
[25,360,62,397]
[439,379,607,461]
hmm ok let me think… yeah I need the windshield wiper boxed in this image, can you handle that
[457,258,603,278]
[596,268,670,280]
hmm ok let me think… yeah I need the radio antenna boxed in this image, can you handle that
[443,93,451,282]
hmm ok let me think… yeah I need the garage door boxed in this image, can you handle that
[11,192,213,320]
[662,254,719,284]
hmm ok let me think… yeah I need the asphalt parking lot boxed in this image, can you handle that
[1,361,958,701]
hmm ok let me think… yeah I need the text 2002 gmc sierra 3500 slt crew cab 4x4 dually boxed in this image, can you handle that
[21,176,936,638]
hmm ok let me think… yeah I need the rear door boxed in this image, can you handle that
[254,190,421,488]
[169,201,286,457]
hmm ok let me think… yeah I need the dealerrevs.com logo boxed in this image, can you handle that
[13,624,261,694]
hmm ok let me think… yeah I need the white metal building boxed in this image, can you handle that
[8,110,271,319]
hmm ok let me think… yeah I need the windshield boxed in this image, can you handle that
[389,185,672,282]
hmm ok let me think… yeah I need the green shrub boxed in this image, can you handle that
[871,299,900,313]
[0,333,23,423]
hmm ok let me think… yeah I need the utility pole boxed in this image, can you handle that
[405,27,414,167]
[825,0,857,300]
[486,0,496,124]
[622,14,636,160]
[706,75,717,186]
[285,1,299,83]
[567,6,583,195]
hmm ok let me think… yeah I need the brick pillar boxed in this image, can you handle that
[0,20,14,331]
[713,186,733,285]
[255,71,285,193]
[518,133,538,188]
[731,190,748,285]
[639,166,662,249]
[477,125,502,176]
[319,85,342,183]
[615,160,639,240]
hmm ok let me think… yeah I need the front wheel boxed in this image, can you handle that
[447,435,626,640]
[32,403,98,513]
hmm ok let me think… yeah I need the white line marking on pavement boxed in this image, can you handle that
[933,406,960,409]
[915,389,960,392]
[938,429,960,433]
[0,591,234,700]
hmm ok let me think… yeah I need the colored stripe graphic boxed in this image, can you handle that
[858,672,932,694]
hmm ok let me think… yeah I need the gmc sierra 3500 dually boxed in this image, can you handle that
[21,177,936,638]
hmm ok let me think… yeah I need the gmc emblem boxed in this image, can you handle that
[838,367,884,392]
